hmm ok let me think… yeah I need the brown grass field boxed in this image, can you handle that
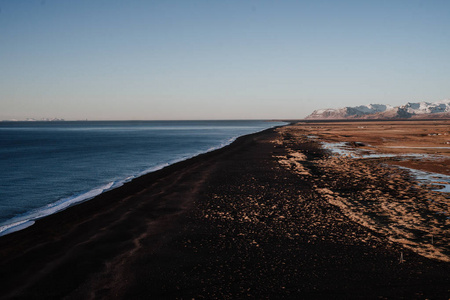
[293,120,450,175]
[275,120,450,263]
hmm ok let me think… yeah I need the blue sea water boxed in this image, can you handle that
[0,120,285,235]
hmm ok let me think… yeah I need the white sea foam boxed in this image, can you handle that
[0,220,35,236]
[0,122,286,237]
[0,182,115,236]
[0,140,237,237]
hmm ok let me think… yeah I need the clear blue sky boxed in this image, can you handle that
[1,0,449,120]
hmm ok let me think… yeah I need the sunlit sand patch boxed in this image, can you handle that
[275,149,310,176]
[276,156,310,176]
[314,155,450,262]
[276,123,450,262]
[273,127,313,175]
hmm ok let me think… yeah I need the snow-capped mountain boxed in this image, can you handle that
[305,99,450,120]
[401,100,450,115]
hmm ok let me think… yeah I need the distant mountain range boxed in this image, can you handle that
[305,99,450,120]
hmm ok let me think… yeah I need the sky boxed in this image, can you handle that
[1,0,449,120]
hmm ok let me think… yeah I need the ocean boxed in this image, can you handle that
[0,120,285,236]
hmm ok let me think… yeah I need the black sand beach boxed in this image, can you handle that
[1,125,450,299]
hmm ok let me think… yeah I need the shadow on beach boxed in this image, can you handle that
[1,123,450,299]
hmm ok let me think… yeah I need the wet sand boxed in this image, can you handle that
[1,123,450,299]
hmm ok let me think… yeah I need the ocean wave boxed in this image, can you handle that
[0,220,35,236]
[0,122,286,237]
[0,182,115,237]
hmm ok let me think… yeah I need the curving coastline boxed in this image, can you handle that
[1,123,449,299]
[0,121,284,237]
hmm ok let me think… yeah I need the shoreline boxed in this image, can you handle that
[0,127,281,298]
[1,122,449,299]
[0,125,275,237]
[0,124,285,237]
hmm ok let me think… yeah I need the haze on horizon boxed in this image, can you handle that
[1,0,449,121]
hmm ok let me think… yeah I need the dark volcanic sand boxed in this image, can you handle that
[1,127,449,299]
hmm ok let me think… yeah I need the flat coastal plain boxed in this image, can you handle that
[1,121,450,299]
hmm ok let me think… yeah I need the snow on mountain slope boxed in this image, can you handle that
[402,100,450,115]
[353,104,394,114]
[305,99,450,120]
